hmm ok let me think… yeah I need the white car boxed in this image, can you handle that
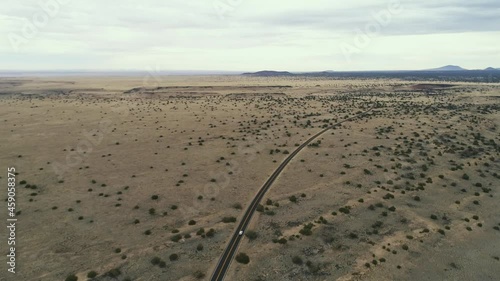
[239,230,244,236]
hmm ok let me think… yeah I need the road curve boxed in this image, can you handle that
[210,107,374,281]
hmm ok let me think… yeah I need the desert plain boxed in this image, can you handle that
[0,75,499,281]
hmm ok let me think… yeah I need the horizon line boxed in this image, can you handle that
[0,65,500,73]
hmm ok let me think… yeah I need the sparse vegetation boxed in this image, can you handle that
[169,253,179,261]
[292,256,303,265]
[245,230,258,240]
[4,74,500,281]
[65,275,78,281]
[87,271,98,278]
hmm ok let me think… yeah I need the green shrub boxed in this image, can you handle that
[151,257,161,265]
[193,271,206,279]
[245,230,258,240]
[106,268,121,278]
[235,253,250,264]
[292,256,303,265]
[299,223,314,236]
[256,204,264,212]
[383,193,395,200]
[65,274,78,281]
[222,217,237,223]
[169,253,179,261]
[339,207,350,214]
[87,271,98,278]
[265,210,275,216]
[206,228,216,237]
[372,221,383,229]
[171,234,182,242]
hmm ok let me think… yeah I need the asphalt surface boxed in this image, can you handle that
[210,107,373,281]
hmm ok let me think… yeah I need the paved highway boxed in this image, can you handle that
[210,107,374,281]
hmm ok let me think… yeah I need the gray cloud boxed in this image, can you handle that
[0,0,499,71]
[238,0,500,35]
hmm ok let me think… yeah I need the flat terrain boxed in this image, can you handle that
[0,76,499,281]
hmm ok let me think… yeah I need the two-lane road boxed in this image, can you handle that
[210,107,374,281]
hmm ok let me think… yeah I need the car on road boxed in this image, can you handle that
[239,230,244,236]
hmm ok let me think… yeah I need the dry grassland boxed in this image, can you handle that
[0,76,499,281]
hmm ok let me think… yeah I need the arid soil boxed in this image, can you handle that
[0,76,499,281]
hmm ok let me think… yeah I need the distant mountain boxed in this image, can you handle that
[426,65,467,71]
[294,70,336,76]
[242,70,294,76]
[241,67,500,77]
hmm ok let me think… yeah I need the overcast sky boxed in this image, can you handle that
[1,0,499,71]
